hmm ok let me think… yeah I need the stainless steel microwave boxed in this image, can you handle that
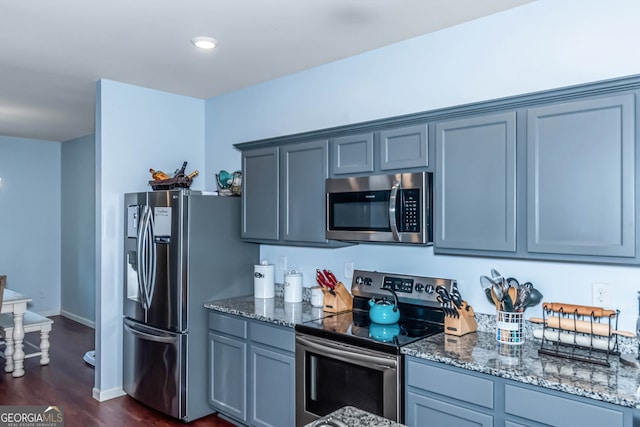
[325,172,432,244]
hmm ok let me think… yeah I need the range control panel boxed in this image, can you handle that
[351,270,456,306]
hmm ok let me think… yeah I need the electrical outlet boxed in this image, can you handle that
[279,256,287,272]
[344,261,354,279]
[592,282,610,307]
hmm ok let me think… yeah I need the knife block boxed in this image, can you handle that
[322,282,353,313]
[444,301,477,337]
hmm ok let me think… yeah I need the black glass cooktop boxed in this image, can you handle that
[295,305,444,355]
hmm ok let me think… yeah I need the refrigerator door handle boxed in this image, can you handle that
[136,206,148,309]
[146,207,156,307]
[136,205,157,311]
[124,322,179,345]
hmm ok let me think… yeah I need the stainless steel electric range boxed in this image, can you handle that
[295,269,457,425]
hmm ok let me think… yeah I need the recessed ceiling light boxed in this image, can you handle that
[191,36,219,49]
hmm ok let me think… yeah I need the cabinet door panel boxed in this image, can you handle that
[406,391,493,427]
[380,124,428,170]
[331,133,374,175]
[435,112,516,251]
[208,332,247,422]
[242,147,279,240]
[249,345,295,427]
[281,140,329,243]
[527,94,635,257]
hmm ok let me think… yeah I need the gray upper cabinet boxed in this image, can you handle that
[239,139,346,247]
[241,147,279,241]
[527,94,636,257]
[380,123,428,171]
[235,75,640,262]
[280,140,329,244]
[435,112,517,252]
[331,132,374,175]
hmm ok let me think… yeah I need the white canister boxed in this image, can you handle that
[310,286,324,307]
[254,260,275,298]
[284,270,303,303]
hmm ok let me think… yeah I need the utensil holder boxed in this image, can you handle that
[322,282,353,313]
[444,301,478,336]
[497,311,524,345]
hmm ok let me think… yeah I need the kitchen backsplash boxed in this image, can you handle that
[261,244,640,333]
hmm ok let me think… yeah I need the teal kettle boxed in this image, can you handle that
[368,288,400,324]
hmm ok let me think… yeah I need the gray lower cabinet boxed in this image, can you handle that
[248,321,295,427]
[208,314,248,422]
[405,356,637,427]
[526,93,636,258]
[434,112,517,252]
[405,356,494,427]
[208,312,295,427]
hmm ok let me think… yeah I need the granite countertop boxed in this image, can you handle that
[205,293,640,410]
[402,330,640,409]
[303,406,406,427]
[204,294,324,328]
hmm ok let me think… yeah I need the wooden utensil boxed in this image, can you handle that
[542,302,616,318]
[529,317,635,337]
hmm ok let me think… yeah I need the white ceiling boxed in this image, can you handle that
[0,0,533,142]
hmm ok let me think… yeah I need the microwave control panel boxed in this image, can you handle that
[399,189,420,232]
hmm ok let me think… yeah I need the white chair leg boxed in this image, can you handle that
[39,328,50,365]
[4,333,14,372]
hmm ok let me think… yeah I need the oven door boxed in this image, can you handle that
[295,333,401,426]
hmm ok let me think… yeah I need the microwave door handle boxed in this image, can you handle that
[389,180,401,242]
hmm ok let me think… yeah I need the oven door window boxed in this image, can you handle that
[305,351,384,416]
[328,190,391,232]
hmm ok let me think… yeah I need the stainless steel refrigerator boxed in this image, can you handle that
[122,189,258,422]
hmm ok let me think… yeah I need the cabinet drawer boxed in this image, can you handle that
[250,322,294,353]
[209,312,247,339]
[406,359,494,409]
[504,384,623,426]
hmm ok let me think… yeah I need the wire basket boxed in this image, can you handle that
[497,311,524,345]
[216,172,242,197]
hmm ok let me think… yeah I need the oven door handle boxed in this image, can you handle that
[388,179,401,242]
[297,334,397,370]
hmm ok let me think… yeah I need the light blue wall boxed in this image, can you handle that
[0,136,61,315]
[205,0,640,331]
[95,79,205,399]
[61,134,96,326]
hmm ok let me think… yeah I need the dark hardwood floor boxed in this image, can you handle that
[0,316,234,427]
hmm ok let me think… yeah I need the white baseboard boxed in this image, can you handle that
[92,386,126,402]
[37,309,60,317]
[60,310,95,329]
